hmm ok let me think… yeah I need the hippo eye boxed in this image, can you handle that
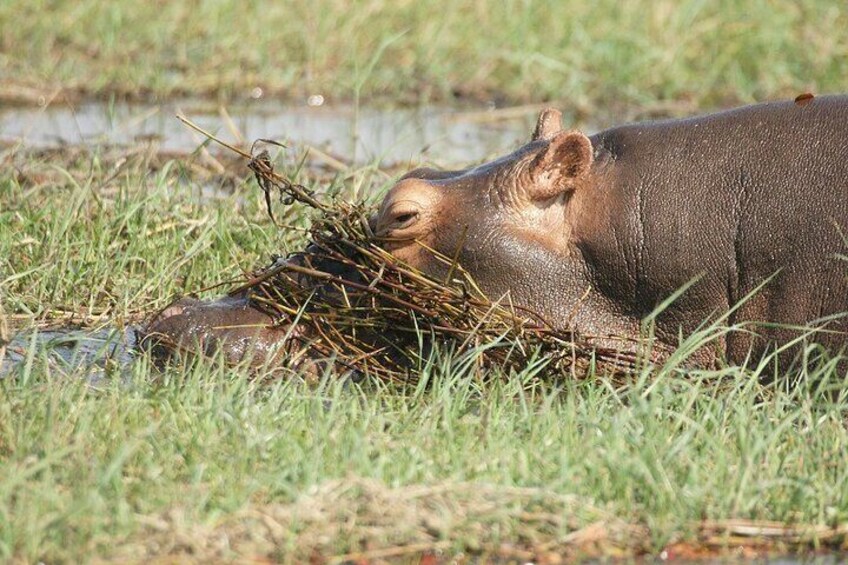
[392,211,419,229]
[378,198,426,237]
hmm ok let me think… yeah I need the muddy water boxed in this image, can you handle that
[0,100,551,166]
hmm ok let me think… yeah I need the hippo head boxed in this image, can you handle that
[374,109,609,330]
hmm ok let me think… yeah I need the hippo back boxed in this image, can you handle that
[582,95,848,362]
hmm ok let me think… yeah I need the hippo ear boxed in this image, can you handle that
[527,130,594,200]
[531,108,563,141]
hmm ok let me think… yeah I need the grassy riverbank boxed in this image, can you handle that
[2,146,847,562]
[2,0,847,110]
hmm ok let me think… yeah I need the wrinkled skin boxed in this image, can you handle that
[376,96,848,364]
[143,96,848,367]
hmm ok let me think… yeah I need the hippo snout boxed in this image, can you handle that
[139,294,290,366]
[150,297,201,325]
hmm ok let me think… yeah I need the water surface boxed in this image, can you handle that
[0,100,554,166]
[1,327,136,384]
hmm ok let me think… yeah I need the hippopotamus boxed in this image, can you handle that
[140,295,289,366]
[143,95,848,368]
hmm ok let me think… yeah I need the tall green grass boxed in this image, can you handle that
[0,147,353,322]
[1,338,847,561]
[2,0,847,109]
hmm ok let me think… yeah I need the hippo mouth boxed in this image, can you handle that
[137,239,372,371]
[140,287,336,363]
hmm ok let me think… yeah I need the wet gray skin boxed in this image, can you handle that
[374,98,848,367]
[139,293,293,367]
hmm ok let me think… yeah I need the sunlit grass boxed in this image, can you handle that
[1,338,847,561]
[3,2,848,558]
[0,146,356,325]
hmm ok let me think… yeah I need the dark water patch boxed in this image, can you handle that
[0,100,558,166]
[1,327,136,384]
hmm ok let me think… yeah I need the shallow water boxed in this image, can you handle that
[1,327,136,384]
[0,100,551,166]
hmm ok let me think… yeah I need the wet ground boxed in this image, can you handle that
[0,99,551,166]
[2,102,846,563]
